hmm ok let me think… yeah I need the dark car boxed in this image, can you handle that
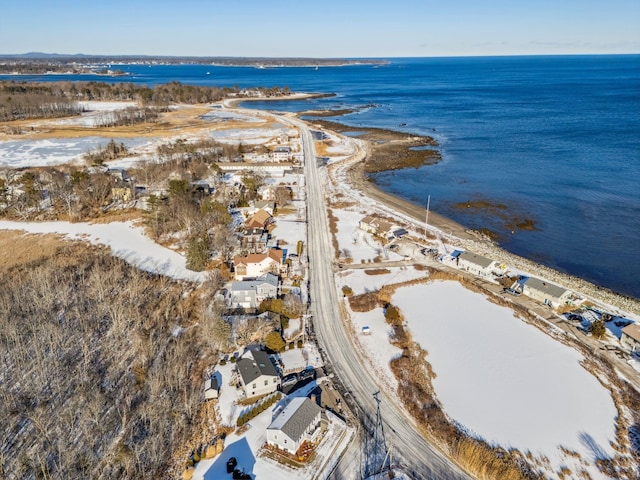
[233,469,251,480]
[226,457,237,474]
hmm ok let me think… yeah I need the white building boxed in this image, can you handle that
[456,251,500,277]
[521,277,571,308]
[621,324,640,352]
[236,350,280,399]
[266,397,322,454]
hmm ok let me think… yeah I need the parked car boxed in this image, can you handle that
[503,288,521,296]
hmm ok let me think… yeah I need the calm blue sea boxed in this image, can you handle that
[3,55,639,298]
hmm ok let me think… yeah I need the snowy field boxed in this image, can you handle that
[42,101,137,127]
[209,126,297,145]
[200,109,262,123]
[393,280,618,478]
[0,136,151,168]
[337,266,427,296]
[332,208,404,264]
[0,220,205,282]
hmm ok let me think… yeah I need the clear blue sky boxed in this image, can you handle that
[1,0,639,57]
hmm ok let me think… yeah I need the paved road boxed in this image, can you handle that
[287,116,472,480]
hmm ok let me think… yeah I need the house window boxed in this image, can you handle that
[252,383,256,388]
[273,378,277,383]
[264,380,268,386]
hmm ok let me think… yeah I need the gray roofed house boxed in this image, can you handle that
[456,251,499,276]
[229,273,278,309]
[621,324,640,352]
[236,350,280,398]
[266,397,322,454]
[521,277,571,308]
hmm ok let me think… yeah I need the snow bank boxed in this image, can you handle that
[0,220,205,282]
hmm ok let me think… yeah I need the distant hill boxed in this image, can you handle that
[0,53,389,67]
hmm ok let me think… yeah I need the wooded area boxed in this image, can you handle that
[0,238,224,479]
[0,80,291,121]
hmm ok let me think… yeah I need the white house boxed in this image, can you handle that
[237,350,280,399]
[520,277,571,308]
[621,324,640,352]
[266,397,322,454]
[229,273,279,309]
[272,146,292,162]
[456,251,499,277]
[358,215,393,237]
[233,249,283,280]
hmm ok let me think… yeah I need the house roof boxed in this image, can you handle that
[245,209,272,228]
[524,277,568,299]
[458,251,495,269]
[234,249,281,268]
[204,376,219,391]
[360,215,393,234]
[237,350,278,384]
[267,397,321,442]
[231,273,279,292]
[622,324,640,343]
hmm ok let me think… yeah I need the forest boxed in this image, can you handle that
[0,80,290,121]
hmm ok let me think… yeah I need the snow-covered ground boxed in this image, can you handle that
[195,372,351,480]
[0,136,151,168]
[393,280,618,479]
[200,109,262,123]
[332,208,404,264]
[0,220,205,282]
[209,126,297,145]
[337,266,427,296]
[42,101,137,127]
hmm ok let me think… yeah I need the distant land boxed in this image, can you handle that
[0,53,389,74]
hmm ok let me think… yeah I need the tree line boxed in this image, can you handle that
[0,80,292,121]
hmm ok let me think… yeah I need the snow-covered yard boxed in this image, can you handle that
[331,208,404,264]
[0,220,205,282]
[195,372,351,480]
[393,280,618,479]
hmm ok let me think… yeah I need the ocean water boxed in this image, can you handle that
[3,56,639,298]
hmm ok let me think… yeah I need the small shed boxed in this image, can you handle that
[204,375,220,400]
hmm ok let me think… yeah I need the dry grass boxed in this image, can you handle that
[0,230,67,272]
[348,291,380,312]
[364,268,391,275]
[326,208,340,259]
[314,140,334,157]
[0,105,269,142]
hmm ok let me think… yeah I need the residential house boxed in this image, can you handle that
[241,227,269,253]
[258,184,277,201]
[233,249,283,280]
[111,187,132,202]
[520,276,571,308]
[621,324,640,352]
[456,251,499,277]
[229,273,279,309]
[245,209,273,230]
[253,200,276,216]
[237,350,280,399]
[358,215,393,238]
[106,168,128,182]
[266,397,322,454]
[204,375,220,400]
[272,146,291,162]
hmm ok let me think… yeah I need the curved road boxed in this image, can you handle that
[287,115,472,480]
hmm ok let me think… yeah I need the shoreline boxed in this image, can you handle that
[233,93,640,309]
